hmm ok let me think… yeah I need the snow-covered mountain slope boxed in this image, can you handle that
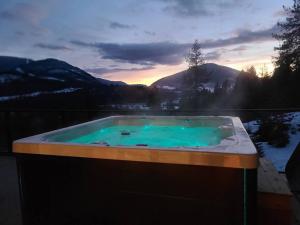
[0,56,33,73]
[0,56,126,89]
[0,88,81,102]
[0,56,151,108]
[151,63,239,91]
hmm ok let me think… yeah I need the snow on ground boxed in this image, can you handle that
[40,76,65,82]
[262,112,300,172]
[161,85,176,90]
[0,88,81,101]
[243,120,260,134]
[0,74,20,83]
[244,112,300,172]
[110,103,150,110]
[52,88,81,94]
[15,67,24,73]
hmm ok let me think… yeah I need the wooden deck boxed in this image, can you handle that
[258,157,293,225]
[258,158,291,195]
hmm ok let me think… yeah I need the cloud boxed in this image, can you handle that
[230,45,248,52]
[15,31,25,36]
[109,22,136,29]
[158,0,251,18]
[34,43,72,51]
[273,9,289,17]
[71,41,189,65]
[160,0,212,17]
[70,40,91,47]
[144,31,156,36]
[217,0,251,9]
[0,2,47,36]
[70,25,277,66]
[205,51,221,60]
[201,25,278,49]
[0,3,44,26]
[85,66,154,75]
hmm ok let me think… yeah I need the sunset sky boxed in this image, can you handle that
[0,0,293,85]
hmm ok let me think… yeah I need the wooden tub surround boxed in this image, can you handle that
[14,116,258,225]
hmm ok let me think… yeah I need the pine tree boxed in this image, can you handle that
[185,40,206,88]
[246,66,257,77]
[186,39,205,69]
[221,79,229,94]
[274,0,300,71]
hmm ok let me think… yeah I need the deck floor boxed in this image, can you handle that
[258,157,291,195]
[257,157,300,225]
[0,156,22,225]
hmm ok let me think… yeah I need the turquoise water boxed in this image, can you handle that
[66,125,222,148]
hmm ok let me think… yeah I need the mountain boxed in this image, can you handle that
[0,57,129,96]
[0,56,126,86]
[151,63,239,91]
[97,78,127,86]
[0,56,33,73]
[0,57,240,109]
[0,56,149,108]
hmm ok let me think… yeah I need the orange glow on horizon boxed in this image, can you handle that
[224,59,275,77]
[101,58,275,85]
[103,64,186,86]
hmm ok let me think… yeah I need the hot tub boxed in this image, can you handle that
[14,116,258,225]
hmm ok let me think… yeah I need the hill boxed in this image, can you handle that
[151,63,239,91]
[0,56,153,108]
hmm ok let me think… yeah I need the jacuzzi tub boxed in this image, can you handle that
[14,116,257,168]
[13,116,258,225]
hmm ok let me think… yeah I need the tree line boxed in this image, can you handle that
[179,0,300,110]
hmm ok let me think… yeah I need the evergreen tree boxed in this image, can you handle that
[232,67,260,108]
[214,82,221,95]
[186,39,205,69]
[221,79,229,94]
[185,39,206,88]
[246,66,257,77]
[274,0,300,71]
